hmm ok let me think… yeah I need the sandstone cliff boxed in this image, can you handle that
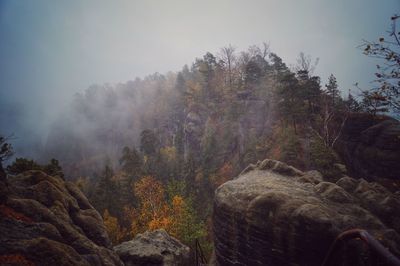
[335,113,400,180]
[0,170,123,266]
[213,159,400,266]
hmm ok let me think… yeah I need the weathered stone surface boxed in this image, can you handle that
[334,163,347,175]
[213,159,400,266]
[114,229,190,266]
[335,113,400,180]
[0,170,123,266]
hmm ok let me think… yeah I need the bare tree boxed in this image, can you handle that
[359,14,400,113]
[218,44,236,89]
[311,95,349,148]
[235,42,270,86]
[294,52,319,76]
[248,42,270,60]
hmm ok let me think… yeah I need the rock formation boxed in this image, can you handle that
[0,170,123,266]
[114,229,190,266]
[213,159,400,266]
[335,113,400,180]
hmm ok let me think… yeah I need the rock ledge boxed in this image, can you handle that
[114,229,190,266]
[0,170,123,266]
[213,159,400,266]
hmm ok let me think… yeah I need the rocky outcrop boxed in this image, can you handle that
[184,106,207,162]
[213,159,400,266]
[0,170,123,266]
[335,113,400,180]
[237,99,272,159]
[114,229,190,266]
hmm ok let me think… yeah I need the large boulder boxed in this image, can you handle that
[114,229,190,266]
[335,113,400,180]
[0,170,123,266]
[213,159,400,266]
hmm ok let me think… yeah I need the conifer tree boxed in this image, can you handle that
[325,74,340,108]
[93,162,120,216]
[120,146,142,177]
[140,129,159,157]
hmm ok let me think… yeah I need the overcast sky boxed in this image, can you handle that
[0,0,399,141]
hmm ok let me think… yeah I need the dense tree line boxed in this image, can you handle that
[0,42,367,253]
[3,15,398,253]
[70,44,360,251]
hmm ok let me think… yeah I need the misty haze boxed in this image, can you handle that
[1,1,400,266]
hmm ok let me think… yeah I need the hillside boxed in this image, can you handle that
[1,42,400,265]
[1,45,396,255]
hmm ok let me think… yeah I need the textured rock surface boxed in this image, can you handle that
[335,113,400,180]
[213,159,400,266]
[0,170,123,266]
[114,229,190,266]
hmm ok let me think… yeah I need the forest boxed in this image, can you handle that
[0,3,399,265]
[3,20,400,253]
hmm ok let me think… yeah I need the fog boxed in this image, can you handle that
[0,0,398,159]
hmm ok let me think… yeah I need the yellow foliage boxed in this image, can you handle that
[134,176,165,214]
[185,80,203,106]
[172,195,184,209]
[149,217,172,231]
[103,209,125,244]
[160,146,177,163]
[130,176,207,247]
[131,176,171,234]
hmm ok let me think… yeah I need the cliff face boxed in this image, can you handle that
[335,113,400,180]
[0,171,123,266]
[183,97,273,167]
[213,159,400,266]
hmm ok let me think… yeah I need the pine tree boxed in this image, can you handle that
[119,146,143,206]
[119,146,143,177]
[140,129,159,157]
[6,158,42,175]
[325,74,340,107]
[93,162,120,216]
[276,71,304,133]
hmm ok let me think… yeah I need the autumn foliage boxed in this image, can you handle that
[103,209,126,244]
[0,205,33,223]
[100,175,207,247]
[210,162,234,188]
[0,254,35,266]
[132,176,171,234]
